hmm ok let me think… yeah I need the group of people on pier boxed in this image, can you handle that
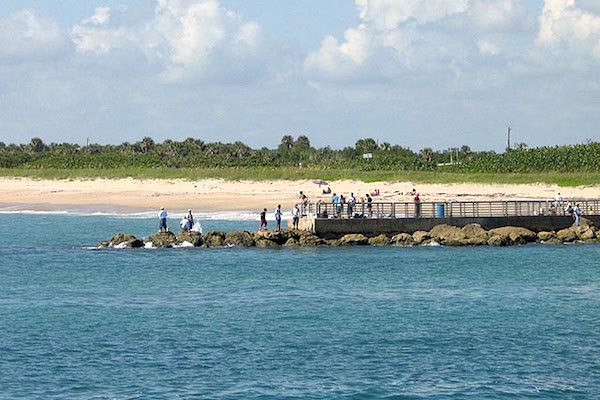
[552,192,583,226]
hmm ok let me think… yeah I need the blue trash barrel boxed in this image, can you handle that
[435,203,445,217]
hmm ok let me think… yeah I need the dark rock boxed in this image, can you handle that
[255,238,281,248]
[203,231,226,247]
[298,233,324,246]
[225,231,255,247]
[108,232,144,248]
[255,230,289,245]
[149,231,177,248]
[176,230,203,247]
[284,237,299,246]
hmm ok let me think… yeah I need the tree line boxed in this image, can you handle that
[1,135,599,173]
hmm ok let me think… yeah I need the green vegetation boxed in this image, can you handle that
[1,136,600,186]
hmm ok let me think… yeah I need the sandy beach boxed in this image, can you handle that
[0,177,599,214]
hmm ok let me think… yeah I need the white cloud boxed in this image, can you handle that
[536,0,600,65]
[0,10,65,63]
[70,0,275,82]
[477,39,501,55]
[469,0,533,32]
[305,0,539,83]
[356,0,469,29]
[71,7,129,54]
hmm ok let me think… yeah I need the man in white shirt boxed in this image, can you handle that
[158,206,168,232]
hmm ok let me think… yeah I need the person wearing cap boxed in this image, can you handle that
[158,206,168,232]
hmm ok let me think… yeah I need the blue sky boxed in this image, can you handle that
[0,0,598,152]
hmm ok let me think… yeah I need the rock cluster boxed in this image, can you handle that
[99,219,600,249]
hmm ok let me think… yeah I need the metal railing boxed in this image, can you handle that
[301,200,600,219]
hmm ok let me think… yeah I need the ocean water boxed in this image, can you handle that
[1,213,599,399]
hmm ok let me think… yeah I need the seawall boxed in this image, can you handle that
[297,215,600,237]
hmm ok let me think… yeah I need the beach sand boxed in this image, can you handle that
[0,177,598,214]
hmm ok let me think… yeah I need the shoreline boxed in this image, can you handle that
[1,177,599,214]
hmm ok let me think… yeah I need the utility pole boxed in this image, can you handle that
[506,126,511,152]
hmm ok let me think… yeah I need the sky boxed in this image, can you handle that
[0,0,598,152]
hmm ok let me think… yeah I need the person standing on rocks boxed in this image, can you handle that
[187,209,194,227]
[275,204,283,231]
[292,204,300,229]
[574,203,582,226]
[260,208,267,230]
[158,206,168,232]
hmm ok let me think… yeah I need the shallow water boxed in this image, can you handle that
[1,214,599,399]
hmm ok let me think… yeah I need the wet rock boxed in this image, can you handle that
[429,224,467,246]
[203,231,226,247]
[255,230,289,245]
[176,230,203,247]
[339,233,369,246]
[487,235,508,246]
[557,228,577,243]
[225,231,255,247]
[537,231,556,241]
[489,226,537,245]
[149,231,177,248]
[412,231,430,245]
[298,233,324,246]
[391,233,414,246]
[108,232,145,248]
[255,238,281,248]
[462,224,489,241]
[284,237,299,247]
[368,234,390,246]
[574,226,596,241]
[465,237,489,246]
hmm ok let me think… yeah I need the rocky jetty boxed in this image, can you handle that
[99,219,600,249]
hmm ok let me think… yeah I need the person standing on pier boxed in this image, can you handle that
[332,193,340,218]
[347,193,356,218]
[413,191,421,218]
[366,193,373,218]
[554,193,564,214]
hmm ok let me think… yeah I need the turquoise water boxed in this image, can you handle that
[1,214,599,399]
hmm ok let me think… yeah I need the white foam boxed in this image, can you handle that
[173,241,195,248]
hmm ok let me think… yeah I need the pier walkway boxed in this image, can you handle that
[298,199,600,236]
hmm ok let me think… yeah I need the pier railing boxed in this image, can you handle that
[302,200,600,219]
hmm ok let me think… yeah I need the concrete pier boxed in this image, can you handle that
[297,199,600,236]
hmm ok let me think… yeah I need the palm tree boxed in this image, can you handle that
[419,147,434,162]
